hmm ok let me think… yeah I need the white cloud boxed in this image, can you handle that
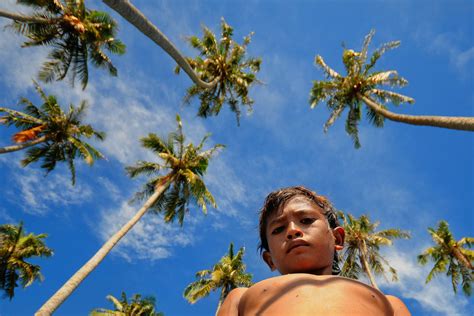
[96,176,122,202]
[205,158,247,217]
[10,169,93,215]
[379,246,469,316]
[412,28,474,77]
[0,1,47,95]
[0,208,14,223]
[98,202,194,261]
[454,47,474,70]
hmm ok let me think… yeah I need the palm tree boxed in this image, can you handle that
[184,243,253,314]
[90,292,164,316]
[338,212,410,289]
[0,0,125,89]
[418,220,473,296]
[102,1,261,123]
[0,222,53,300]
[176,18,262,124]
[0,81,105,185]
[310,29,474,148]
[35,115,223,315]
[101,0,220,89]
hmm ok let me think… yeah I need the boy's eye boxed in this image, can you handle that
[271,226,284,235]
[301,218,315,225]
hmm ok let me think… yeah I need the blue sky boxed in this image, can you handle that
[0,0,473,315]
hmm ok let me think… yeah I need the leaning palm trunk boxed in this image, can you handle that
[0,10,49,23]
[359,241,378,290]
[102,0,219,89]
[0,135,47,154]
[452,248,474,271]
[35,175,174,315]
[359,94,474,131]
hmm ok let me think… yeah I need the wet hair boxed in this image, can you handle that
[258,186,341,275]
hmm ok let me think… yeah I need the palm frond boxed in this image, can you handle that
[315,55,341,79]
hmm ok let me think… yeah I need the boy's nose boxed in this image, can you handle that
[286,222,303,240]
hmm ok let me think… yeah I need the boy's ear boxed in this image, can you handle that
[262,251,277,271]
[333,227,345,251]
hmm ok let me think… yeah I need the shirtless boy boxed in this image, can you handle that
[218,186,410,315]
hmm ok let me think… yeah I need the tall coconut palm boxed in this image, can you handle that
[418,220,473,296]
[102,0,220,89]
[35,115,223,315]
[176,18,261,124]
[0,81,105,185]
[102,1,261,123]
[184,243,253,314]
[0,0,126,89]
[310,29,474,148]
[0,222,53,300]
[338,212,410,289]
[90,292,164,316]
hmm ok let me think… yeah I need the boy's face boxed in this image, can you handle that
[263,196,344,275]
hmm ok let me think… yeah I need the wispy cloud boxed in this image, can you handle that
[412,28,474,78]
[98,202,195,261]
[0,207,14,223]
[203,156,254,229]
[96,176,122,202]
[0,0,47,95]
[8,168,92,215]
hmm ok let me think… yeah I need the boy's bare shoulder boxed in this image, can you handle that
[385,295,411,316]
[217,287,248,316]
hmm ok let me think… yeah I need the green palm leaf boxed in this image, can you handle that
[418,220,473,296]
[91,292,163,316]
[339,212,410,288]
[4,0,125,89]
[127,115,223,226]
[0,82,105,185]
[0,222,53,300]
[177,18,261,124]
[310,29,413,147]
[183,243,253,313]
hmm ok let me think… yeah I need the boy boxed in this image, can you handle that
[218,186,410,315]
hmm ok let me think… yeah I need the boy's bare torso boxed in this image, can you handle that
[221,274,406,316]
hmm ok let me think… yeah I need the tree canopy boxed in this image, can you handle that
[0,222,53,300]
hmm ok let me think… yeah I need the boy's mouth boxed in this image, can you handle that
[287,240,309,253]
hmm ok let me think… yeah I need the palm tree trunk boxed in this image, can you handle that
[0,10,48,23]
[359,241,379,289]
[452,247,474,270]
[358,93,474,131]
[35,175,174,316]
[0,136,47,154]
[102,0,219,89]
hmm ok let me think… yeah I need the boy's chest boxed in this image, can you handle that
[238,275,393,316]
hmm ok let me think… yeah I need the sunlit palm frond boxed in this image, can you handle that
[183,243,253,307]
[127,115,222,226]
[310,30,413,148]
[0,83,105,184]
[7,0,125,89]
[92,292,163,316]
[339,212,410,287]
[418,220,473,296]
[315,55,341,79]
[0,223,53,299]
[178,18,261,124]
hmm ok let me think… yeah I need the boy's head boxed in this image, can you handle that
[258,186,344,275]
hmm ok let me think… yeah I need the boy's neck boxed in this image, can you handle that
[282,267,333,276]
